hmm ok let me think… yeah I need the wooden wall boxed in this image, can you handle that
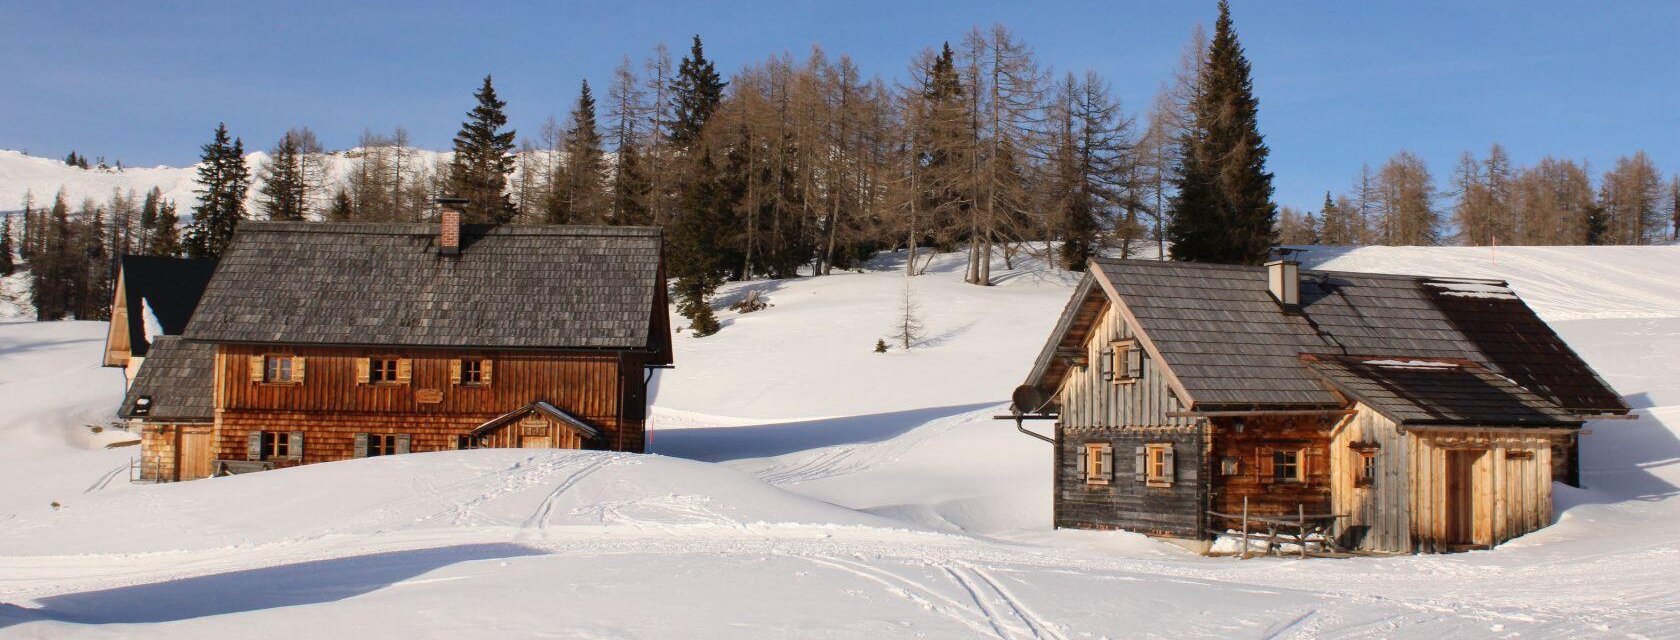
[1054,303,1206,539]
[138,422,213,482]
[212,345,649,466]
[1208,414,1335,530]
[1407,428,1558,550]
[1329,404,1413,552]
[1057,303,1196,430]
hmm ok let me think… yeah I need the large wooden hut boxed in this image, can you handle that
[121,210,671,480]
[1016,258,1628,552]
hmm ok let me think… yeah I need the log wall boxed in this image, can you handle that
[1208,414,1335,530]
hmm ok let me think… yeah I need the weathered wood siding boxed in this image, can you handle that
[138,422,214,482]
[1208,414,1335,530]
[212,344,648,465]
[1408,428,1557,550]
[1057,303,1196,430]
[1054,303,1206,539]
[1329,404,1412,552]
[1056,425,1207,537]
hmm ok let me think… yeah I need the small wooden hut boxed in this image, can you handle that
[1017,258,1628,552]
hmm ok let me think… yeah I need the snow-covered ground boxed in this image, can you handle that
[2,245,1679,638]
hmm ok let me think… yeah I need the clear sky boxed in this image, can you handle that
[3,0,1675,211]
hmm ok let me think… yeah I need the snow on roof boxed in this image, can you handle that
[1423,280,1519,300]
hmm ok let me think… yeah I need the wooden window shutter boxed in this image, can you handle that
[482,359,494,386]
[396,434,412,454]
[396,358,412,385]
[449,360,463,385]
[294,356,306,382]
[247,432,263,461]
[1098,444,1113,482]
[248,355,265,383]
[1131,445,1145,482]
[1303,448,1321,481]
[1077,445,1089,479]
[289,431,304,460]
[353,433,369,458]
[1162,444,1176,483]
[355,358,371,384]
[1125,347,1143,379]
[1258,448,1275,484]
[1099,347,1113,381]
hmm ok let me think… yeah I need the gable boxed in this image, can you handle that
[114,256,218,358]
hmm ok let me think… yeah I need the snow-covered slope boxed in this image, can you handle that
[2,245,1679,638]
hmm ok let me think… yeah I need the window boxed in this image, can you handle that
[370,357,399,383]
[1107,340,1142,384]
[456,435,483,450]
[367,434,398,457]
[1080,442,1113,485]
[262,432,290,460]
[1355,451,1377,488]
[462,359,486,385]
[1273,449,1302,483]
[1144,443,1175,487]
[264,355,295,383]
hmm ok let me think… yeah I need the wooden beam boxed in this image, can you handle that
[1167,409,1355,418]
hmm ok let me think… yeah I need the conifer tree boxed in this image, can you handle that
[327,188,355,222]
[0,214,15,277]
[139,187,160,250]
[669,36,726,150]
[1166,0,1277,264]
[548,80,609,224]
[31,191,74,320]
[666,36,732,332]
[183,123,250,259]
[607,56,651,226]
[17,191,34,261]
[81,205,112,320]
[449,75,518,223]
[258,130,310,220]
[149,199,183,257]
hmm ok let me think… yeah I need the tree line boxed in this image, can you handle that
[1278,147,1677,247]
[7,1,1674,329]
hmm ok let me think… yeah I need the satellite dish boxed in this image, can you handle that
[1011,385,1045,417]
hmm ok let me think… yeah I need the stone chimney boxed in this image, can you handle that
[438,203,463,256]
[1266,259,1300,309]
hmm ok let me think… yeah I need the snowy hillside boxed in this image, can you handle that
[2,246,1679,637]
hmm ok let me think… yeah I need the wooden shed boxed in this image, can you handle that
[122,209,671,479]
[1016,258,1628,553]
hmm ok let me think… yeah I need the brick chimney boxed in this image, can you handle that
[437,202,463,256]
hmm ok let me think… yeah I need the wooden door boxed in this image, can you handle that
[176,430,215,481]
[520,436,552,449]
[1444,449,1489,546]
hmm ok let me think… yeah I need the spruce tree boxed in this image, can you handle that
[184,123,250,259]
[0,214,15,277]
[258,131,309,221]
[612,141,652,226]
[449,75,518,223]
[149,199,183,257]
[665,35,732,331]
[1166,0,1277,265]
[31,191,73,320]
[139,187,161,250]
[327,188,355,222]
[668,36,726,149]
[17,191,34,261]
[548,80,609,224]
[82,206,112,320]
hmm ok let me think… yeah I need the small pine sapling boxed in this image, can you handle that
[892,278,925,350]
[875,338,888,353]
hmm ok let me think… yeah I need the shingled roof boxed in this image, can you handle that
[115,256,217,358]
[183,222,668,357]
[1305,356,1582,427]
[1024,258,1626,415]
[119,336,215,421]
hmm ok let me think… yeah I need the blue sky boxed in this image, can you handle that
[3,0,1675,210]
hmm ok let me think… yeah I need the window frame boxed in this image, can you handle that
[1082,442,1112,486]
[261,431,291,460]
[1273,449,1304,483]
[263,354,296,384]
[461,358,487,386]
[1145,443,1174,487]
[1109,339,1141,384]
[369,356,400,384]
[1355,450,1377,488]
[367,433,398,457]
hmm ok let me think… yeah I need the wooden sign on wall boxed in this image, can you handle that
[415,389,444,404]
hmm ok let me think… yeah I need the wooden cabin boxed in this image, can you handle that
[120,209,671,481]
[1017,258,1628,553]
[102,256,217,385]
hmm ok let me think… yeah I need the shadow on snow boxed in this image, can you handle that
[652,402,997,463]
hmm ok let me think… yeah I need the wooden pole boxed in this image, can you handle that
[1241,497,1250,560]
[1298,504,1307,559]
